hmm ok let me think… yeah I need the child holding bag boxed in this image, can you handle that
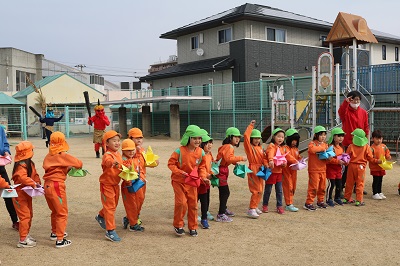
[168,125,207,237]
[282,128,302,212]
[326,128,346,206]
[215,127,247,222]
[263,128,296,214]
[43,132,82,248]
[304,126,329,211]
[12,141,40,248]
[120,139,144,232]
[243,120,266,218]
[95,130,123,242]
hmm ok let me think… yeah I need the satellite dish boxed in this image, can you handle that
[196,48,204,56]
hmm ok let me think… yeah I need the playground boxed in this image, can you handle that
[0,136,399,265]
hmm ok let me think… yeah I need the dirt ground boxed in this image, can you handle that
[0,136,399,265]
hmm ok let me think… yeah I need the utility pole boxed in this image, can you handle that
[75,64,86,71]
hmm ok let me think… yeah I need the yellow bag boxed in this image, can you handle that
[119,165,139,181]
[379,155,395,170]
[144,146,159,167]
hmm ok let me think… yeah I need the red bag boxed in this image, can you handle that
[185,166,201,187]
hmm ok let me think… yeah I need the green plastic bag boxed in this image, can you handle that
[68,168,90,177]
[210,175,219,187]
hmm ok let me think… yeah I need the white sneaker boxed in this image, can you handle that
[247,209,259,219]
[379,193,386,199]
[17,238,37,248]
[255,208,262,215]
[372,193,382,200]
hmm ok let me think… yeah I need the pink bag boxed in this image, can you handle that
[337,153,350,164]
[273,148,289,166]
[0,155,12,166]
[289,158,308,170]
[185,166,201,187]
[22,185,45,197]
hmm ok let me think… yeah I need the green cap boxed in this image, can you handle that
[180,125,205,146]
[328,127,345,144]
[285,128,298,137]
[272,128,284,136]
[250,129,262,138]
[351,128,368,147]
[314,125,327,134]
[226,127,242,137]
[201,129,212,142]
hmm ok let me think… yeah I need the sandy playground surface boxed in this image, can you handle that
[0,136,399,266]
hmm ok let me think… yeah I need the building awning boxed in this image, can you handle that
[140,56,234,82]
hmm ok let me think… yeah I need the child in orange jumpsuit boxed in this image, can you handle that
[244,120,267,218]
[263,128,296,214]
[168,125,207,237]
[127,127,159,226]
[215,127,247,222]
[282,128,302,212]
[43,132,82,248]
[120,139,144,232]
[95,130,123,242]
[344,128,381,206]
[12,141,40,248]
[369,130,391,200]
[326,128,346,207]
[304,126,329,211]
[198,130,213,229]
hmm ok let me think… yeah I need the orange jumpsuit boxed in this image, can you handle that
[216,144,244,186]
[282,145,301,206]
[306,140,328,205]
[12,161,40,241]
[98,150,123,231]
[120,156,140,226]
[344,144,379,202]
[43,152,82,240]
[0,175,10,188]
[168,146,207,230]
[244,123,267,209]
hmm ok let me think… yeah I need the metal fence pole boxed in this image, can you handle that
[65,106,69,138]
[21,106,27,140]
[208,83,212,135]
[232,81,236,127]
[259,79,263,130]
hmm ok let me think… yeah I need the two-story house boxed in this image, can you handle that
[139,3,400,90]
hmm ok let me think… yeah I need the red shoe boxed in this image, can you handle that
[277,207,285,214]
[12,222,19,231]
[262,205,268,213]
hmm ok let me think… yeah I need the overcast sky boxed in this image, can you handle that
[1,0,399,84]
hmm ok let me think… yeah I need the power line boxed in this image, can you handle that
[0,63,146,78]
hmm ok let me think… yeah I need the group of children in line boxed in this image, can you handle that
[0,127,157,248]
[168,120,397,237]
[0,121,397,244]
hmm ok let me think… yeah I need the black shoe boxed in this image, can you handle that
[45,141,49,148]
[363,190,368,195]
[129,224,144,232]
[55,238,72,248]
[174,227,185,236]
[189,230,198,237]
[96,151,100,158]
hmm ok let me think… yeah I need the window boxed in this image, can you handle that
[382,45,386,60]
[202,84,209,96]
[266,27,286,42]
[396,47,399,62]
[90,75,104,85]
[16,71,35,91]
[191,36,199,50]
[218,28,232,44]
